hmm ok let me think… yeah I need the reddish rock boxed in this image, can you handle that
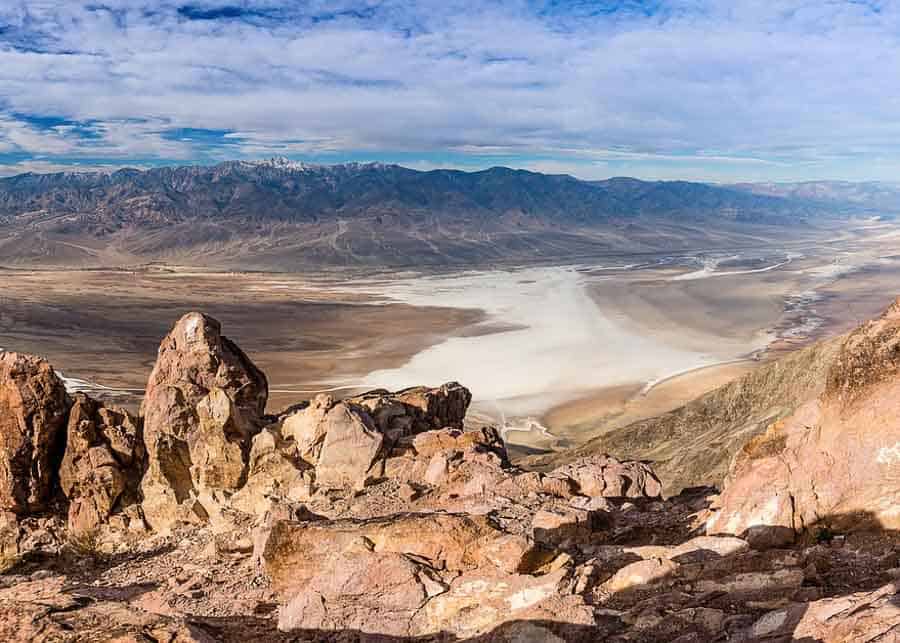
[59,393,144,534]
[0,353,69,514]
[708,299,900,545]
[259,513,505,595]
[549,454,663,500]
[277,548,436,635]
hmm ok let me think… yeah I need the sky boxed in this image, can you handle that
[3,0,900,182]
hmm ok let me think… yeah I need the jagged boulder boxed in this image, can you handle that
[0,353,69,514]
[59,394,144,534]
[278,383,473,490]
[280,393,333,465]
[383,425,509,491]
[229,425,312,517]
[309,402,384,489]
[708,299,900,546]
[139,312,268,530]
[548,454,663,500]
[350,382,472,438]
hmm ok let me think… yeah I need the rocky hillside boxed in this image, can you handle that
[0,160,837,268]
[708,299,900,547]
[531,335,845,495]
[3,306,900,641]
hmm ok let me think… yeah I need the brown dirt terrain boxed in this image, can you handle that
[0,268,483,412]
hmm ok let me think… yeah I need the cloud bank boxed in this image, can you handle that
[3,1,900,181]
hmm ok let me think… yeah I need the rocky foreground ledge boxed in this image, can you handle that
[2,310,900,641]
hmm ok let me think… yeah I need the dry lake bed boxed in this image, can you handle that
[3,220,899,458]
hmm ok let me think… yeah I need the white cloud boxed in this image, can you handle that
[2,1,900,180]
[0,159,140,177]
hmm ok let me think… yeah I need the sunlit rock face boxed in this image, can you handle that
[139,312,269,530]
[0,352,69,514]
[59,393,144,535]
[708,298,900,546]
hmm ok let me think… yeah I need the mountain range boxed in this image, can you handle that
[0,159,891,269]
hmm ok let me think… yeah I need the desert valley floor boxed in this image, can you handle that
[3,218,900,459]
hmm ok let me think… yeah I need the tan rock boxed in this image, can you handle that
[419,567,571,637]
[569,494,613,513]
[424,452,450,485]
[280,393,333,464]
[188,388,249,491]
[602,558,679,593]
[259,513,504,594]
[229,426,311,517]
[667,535,751,563]
[313,402,384,489]
[481,533,549,574]
[59,394,145,534]
[747,582,900,642]
[0,353,69,514]
[550,454,662,499]
[139,312,267,530]
[708,300,900,546]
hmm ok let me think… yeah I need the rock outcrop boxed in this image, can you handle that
[0,353,69,514]
[139,312,268,529]
[548,455,662,499]
[4,306,900,641]
[533,334,844,495]
[259,513,507,593]
[59,394,144,535]
[352,382,472,437]
[277,547,440,636]
[308,402,384,489]
[745,581,900,642]
[708,298,900,546]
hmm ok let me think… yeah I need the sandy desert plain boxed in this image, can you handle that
[2,218,900,459]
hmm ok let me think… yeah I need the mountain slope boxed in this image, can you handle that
[527,334,846,495]
[0,160,850,268]
[730,180,900,216]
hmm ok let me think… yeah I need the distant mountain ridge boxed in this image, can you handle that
[1,159,809,227]
[0,160,880,268]
[729,180,900,216]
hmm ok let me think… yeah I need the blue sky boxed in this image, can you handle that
[2,1,900,181]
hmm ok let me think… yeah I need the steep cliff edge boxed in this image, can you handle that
[707,298,900,546]
[528,335,844,495]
